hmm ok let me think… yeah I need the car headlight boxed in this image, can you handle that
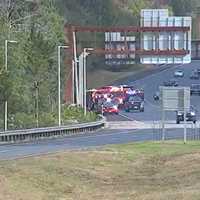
[113,105,118,109]
[119,98,123,103]
[190,112,195,116]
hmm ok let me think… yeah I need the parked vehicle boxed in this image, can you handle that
[91,85,144,111]
[163,79,178,87]
[134,89,144,100]
[174,70,184,77]
[190,84,200,95]
[124,95,144,112]
[111,91,126,108]
[120,85,134,92]
[176,107,196,124]
[93,98,106,114]
[102,102,119,115]
[124,87,144,100]
[96,86,119,93]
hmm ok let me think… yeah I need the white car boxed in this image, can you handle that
[174,70,184,77]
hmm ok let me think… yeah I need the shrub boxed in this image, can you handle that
[11,113,36,129]
[62,105,98,124]
[38,112,56,127]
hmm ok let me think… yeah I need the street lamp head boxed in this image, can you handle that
[86,48,94,51]
[83,48,94,56]
[84,48,94,52]
[58,45,69,49]
[6,40,18,43]
[9,40,18,43]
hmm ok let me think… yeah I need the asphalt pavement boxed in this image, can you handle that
[0,127,199,160]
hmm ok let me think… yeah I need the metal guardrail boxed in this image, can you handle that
[0,117,105,144]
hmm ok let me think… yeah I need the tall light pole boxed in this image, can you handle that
[58,45,69,126]
[83,48,93,116]
[4,40,17,131]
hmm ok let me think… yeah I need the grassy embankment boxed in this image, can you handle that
[1,141,200,200]
[87,64,152,88]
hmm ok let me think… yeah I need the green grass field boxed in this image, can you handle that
[1,141,200,200]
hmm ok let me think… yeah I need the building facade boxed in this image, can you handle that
[105,32,136,65]
[140,9,191,64]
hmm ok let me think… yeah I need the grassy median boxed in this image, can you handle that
[1,141,200,200]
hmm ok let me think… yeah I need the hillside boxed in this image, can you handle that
[56,0,137,26]
[56,0,200,37]
[56,0,154,88]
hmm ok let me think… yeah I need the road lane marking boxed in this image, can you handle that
[118,113,138,121]
[129,64,184,85]
[0,150,11,153]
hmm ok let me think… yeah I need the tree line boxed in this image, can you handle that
[0,0,65,129]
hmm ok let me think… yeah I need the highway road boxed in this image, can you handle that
[1,61,200,160]
[107,60,200,122]
[0,127,199,160]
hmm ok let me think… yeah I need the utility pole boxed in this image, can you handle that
[72,31,79,105]
[83,48,93,116]
[34,81,39,128]
[78,53,84,107]
[4,40,17,131]
[58,45,69,126]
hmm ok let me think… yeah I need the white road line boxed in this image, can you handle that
[144,99,160,108]
[0,150,11,153]
[118,113,138,121]
[70,129,138,139]
[130,64,184,85]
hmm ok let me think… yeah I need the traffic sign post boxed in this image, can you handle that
[184,107,187,143]
[161,109,165,141]
[160,87,190,143]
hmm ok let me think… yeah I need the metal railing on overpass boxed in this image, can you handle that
[0,117,105,144]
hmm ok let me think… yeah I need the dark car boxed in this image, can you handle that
[197,68,200,74]
[176,107,197,124]
[190,71,199,79]
[190,84,200,95]
[124,95,144,112]
[122,85,144,100]
[135,89,144,100]
[163,79,178,87]
[153,91,160,101]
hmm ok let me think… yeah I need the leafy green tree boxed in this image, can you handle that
[131,0,148,17]
[0,69,12,104]
[0,0,65,129]
[169,0,192,15]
